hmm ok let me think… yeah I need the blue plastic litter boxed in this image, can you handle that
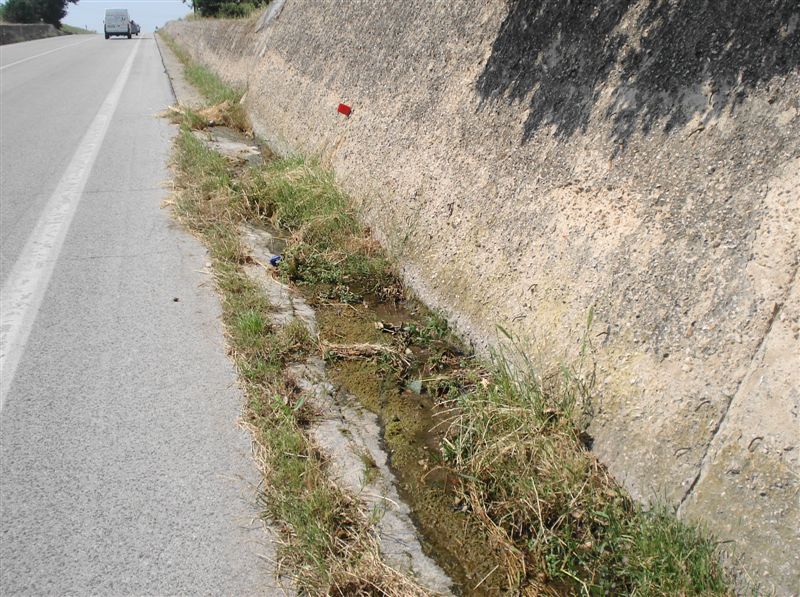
[269,255,282,267]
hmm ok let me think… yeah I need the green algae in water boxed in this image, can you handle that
[322,315,509,596]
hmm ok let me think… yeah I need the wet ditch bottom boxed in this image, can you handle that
[189,123,510,593]
[306,292,508,595]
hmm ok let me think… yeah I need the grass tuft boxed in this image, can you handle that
[243,158,396,301]
[442,333,730,595]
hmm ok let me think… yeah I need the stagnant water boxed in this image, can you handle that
[204,125,510,594]
[310,293,510,596]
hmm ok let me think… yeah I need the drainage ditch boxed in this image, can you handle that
[197,125,510,594]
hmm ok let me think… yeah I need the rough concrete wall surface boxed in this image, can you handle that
[163,1,799,591]
[0,23,64,45]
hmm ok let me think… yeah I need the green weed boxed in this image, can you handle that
[244,158,395,297]
[442,332,730,595]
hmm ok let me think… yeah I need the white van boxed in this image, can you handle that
[104,8,131,39]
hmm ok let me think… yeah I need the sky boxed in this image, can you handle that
[63,0,192,33]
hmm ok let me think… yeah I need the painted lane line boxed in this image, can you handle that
[0,37,95,72]
[0,40,141,412]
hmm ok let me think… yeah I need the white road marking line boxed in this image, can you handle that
[0,40,141,412]
[0,37,95,72]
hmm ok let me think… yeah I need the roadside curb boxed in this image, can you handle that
[154,32,204,108]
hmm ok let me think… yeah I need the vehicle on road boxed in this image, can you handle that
[104,8,132,39]
[130,20,140,36]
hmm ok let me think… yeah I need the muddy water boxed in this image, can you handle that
[311,297,509,596]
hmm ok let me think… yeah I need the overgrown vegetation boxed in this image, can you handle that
[159,31,249,131]
[246,158,396,304]
[217,2,256,18]
[183,0,263,18]
[165,35,734,596]
[0,0,76,27]
[441,333,730,595]
[170,123,429,595]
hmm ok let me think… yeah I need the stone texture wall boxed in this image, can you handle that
[163,2,799,591]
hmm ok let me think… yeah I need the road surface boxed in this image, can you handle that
[0,34,279,595]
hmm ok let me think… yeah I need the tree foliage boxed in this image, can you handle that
[1,0,78,27]
[185,0,267,18]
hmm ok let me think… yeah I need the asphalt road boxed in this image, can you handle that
[0,35,281,595]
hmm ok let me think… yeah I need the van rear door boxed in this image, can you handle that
[104,9,130,38]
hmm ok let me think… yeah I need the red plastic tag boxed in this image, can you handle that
[337,103,352,117]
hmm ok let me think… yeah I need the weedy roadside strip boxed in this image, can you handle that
[167,119,431,595]
[161,31,431,595]
[161,32,734,596]
[160,32,250,131]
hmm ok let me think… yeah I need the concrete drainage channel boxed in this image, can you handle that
[241,223,452,594]
[195,127,455,593]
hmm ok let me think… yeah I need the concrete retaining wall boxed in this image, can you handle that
[163,1,799,591]
[0,23,64,45]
